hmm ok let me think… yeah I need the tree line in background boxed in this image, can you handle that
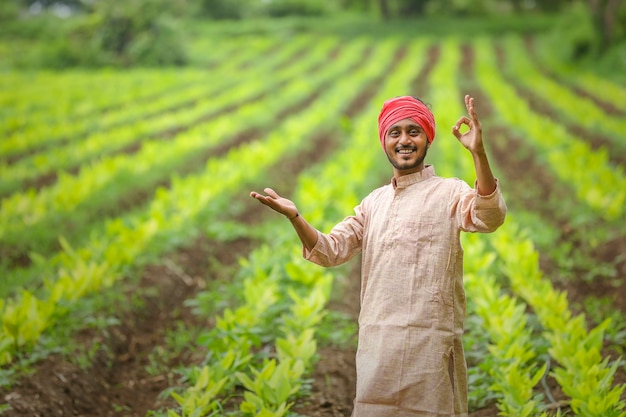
[0,0,624,69]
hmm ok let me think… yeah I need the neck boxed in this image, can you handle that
[393,162,426,179]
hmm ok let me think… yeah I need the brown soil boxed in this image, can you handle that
[2,41,625,417]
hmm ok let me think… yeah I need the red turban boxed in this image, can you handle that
[377,96,435,149]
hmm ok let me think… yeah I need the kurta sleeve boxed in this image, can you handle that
[303,202,365,267]
[455,178,507,233]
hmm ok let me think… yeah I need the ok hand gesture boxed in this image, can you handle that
[452,95,485,155]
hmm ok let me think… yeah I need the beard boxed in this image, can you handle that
[386,145,428,172]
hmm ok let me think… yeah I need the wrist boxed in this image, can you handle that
[288,212,300,221]
[470,145,487,159]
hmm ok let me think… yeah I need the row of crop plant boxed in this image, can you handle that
[2,32,623,414]
[0,38,251,134]
[0,36,398,370]
[498,35,626,153]
[0,34,351,280]
[153,38,430,416]
[158,33,622,416]
[424,36,555,416]
[529,40,626,114]
[489,221,625,416]
[473,37,626,221]
[478,33,626,293]
[0,68,210,137]
[464,38,626,416]
[0,36,323,196]
[464,37,623,286]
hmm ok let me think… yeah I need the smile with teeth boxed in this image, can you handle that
[397,147,416,154]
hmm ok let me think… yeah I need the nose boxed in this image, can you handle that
[398,131,411,145]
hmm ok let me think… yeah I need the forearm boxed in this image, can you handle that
[471,146,497,196]
[288,213,318,252]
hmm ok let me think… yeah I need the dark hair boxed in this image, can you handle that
[411,96,432,109]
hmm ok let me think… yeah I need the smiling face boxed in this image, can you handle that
[384,118,430,177]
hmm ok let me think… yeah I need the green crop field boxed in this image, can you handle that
[0,13,625,417]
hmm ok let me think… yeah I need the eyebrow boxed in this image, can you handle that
[390,123,423,130]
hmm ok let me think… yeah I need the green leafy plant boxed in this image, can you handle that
[169,364,228,417]
[490,220,626,416]
[237,359,304,417]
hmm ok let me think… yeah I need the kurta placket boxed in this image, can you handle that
[304,165,506,417]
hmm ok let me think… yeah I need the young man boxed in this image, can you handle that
[250,95,507,416]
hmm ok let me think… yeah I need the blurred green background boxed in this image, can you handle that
[0,0,625,79]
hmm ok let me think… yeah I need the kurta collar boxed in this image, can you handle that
[391,165,436,189]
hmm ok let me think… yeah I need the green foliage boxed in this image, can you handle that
[425,0,508,16]
[170,364,228,417]
[194,0,337,20]
[47,0,189,67]
[195,0,262,19]
[489,221,626,416]
[237,359,302,416]
[316,310,357,348]
[3,14,626,415]
[0,11,76,43]
[539,1,597,62]
[536,0,626,74]
[276,329,317,367]
[582,297,626,354]
[0,2,20,22]
[264,0,336,17]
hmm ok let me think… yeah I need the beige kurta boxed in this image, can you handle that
[304,165,506,417]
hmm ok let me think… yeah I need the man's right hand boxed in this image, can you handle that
[250,188,299,219]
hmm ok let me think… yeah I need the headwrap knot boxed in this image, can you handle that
[377,96,435,149]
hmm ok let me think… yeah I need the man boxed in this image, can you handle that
[250,95,506,416]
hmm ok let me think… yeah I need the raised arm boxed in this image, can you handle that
[451,95,497,196]
[250,188,319,251]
